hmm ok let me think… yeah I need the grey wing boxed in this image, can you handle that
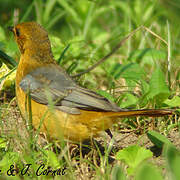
[19,66,120,114]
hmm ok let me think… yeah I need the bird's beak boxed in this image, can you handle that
[8,26,14,32]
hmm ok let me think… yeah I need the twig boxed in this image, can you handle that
[13,9,19,25]
[71,26,143,78]
[142,26,168,45]
[72,25,169,78]
[167,21,171,88]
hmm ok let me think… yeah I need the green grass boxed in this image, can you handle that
[0,0,179,179]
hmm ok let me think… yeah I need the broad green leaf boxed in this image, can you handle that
[67,36,85,58]
[111,165,126,180]
[147,68,170,105]
[109,63,122,79]
[118,93,138,108]
[0,66,16,89]
[93,31,110,43]
[164,96,180,108]
[76,0,90,15]
[49,35,64,60]
[4,40,19,58]
[96,90,115,102]
[117,63,145,91]
[121,63,145,81]
[138,80,150,107]
[165,145,180,180]
[140,80,150,95]
[110,63,145,81]
[115,145,153,175]
[45,150,60,169]
[128,48,166,65]
[0,152,19,172]
[23,152,42,172]
[0,137,7,149]
[135,163,163,180]
[147,130,174,149]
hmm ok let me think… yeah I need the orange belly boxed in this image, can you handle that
[16,85,116,142]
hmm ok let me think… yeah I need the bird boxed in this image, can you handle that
[9,22,173,142]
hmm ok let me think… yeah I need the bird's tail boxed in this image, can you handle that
[105,109,173,118]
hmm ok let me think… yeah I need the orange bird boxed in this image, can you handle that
[10,22,172,142]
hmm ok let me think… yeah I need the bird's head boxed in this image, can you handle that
[9,22,51,54]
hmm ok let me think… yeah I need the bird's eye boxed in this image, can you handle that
[15,28,20,37]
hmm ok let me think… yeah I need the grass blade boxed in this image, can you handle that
[0,50,17,69]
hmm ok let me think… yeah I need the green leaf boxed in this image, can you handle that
[109,63,122,79]
[96,90,115,102]
[67,36,85,58]
[0,50,17,69]
[0,137,7,149]
[165,145,180,180]
[121,63,145,80]
[128,48,166,65]
[49,35,64,60]
[20,1,34,22]
[22,152,41,172]
[147,130,174,149]
[57,0,82,25]
[135,163,163,180]
[138,80,150,107]
[67,61,78,74]
[44,150,60,169]
[0,67,16,84]
[57,44,71,64]
[115,145,153,175]
[164,96,180,108]
[147,68,170,105]
[0,27,6,41]
[110,63,145,81]
[0,42,5,50]
[111,165,126,180]
[118,93,138,108]
[0,152,19,172]
[140,80,150,95]
[43,0,57,24]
